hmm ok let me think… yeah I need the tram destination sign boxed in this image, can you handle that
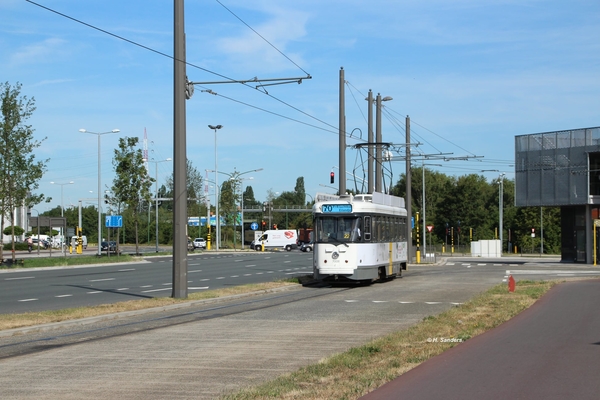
[322,204,352,213]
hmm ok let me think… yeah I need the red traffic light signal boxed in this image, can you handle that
[330,171,335,184]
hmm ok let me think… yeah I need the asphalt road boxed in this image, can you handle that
[1,256,599,399]
[0,251,313,313]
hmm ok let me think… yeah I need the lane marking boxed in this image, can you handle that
[189,269,202,273]
[19,298,38,302]
[189,286,209,290]
[118,268,135,272]
[5,276,35,280]
[89,278,115,282]
[141,288,171,293]
[55,294,73,298]
[116,288,129,291]
[507,269,600,275]
[87,291,102,294]
[140,285,153,288]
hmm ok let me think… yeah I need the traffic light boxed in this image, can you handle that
[273,224,277,230]
[261,221,266,230]
[330,171,335,184]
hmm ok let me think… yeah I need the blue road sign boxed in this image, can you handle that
[105,215,123,228]
[250,222,259,230]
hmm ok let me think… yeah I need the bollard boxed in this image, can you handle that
[508,274,515,292]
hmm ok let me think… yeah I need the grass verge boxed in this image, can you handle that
[0,279,299,331]
[220,279,558,400]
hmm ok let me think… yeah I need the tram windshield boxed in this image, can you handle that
[315,216,362,243]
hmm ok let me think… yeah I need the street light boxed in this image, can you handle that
[208,125,223,250]
[80,128,120,256]
[208,167,263,250]
[148,158,172,252]
[232,176,254,250]
[499,173,505,255]
[50,181,74,217]
[482,170,505,255]
[420,163,442,261]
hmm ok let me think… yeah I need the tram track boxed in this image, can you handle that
[0,284,350,360]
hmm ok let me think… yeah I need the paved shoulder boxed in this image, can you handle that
[361,279,600,400]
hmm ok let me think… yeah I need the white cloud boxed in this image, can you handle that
[9,38,69,66]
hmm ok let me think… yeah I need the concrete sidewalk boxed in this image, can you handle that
[360,279,600,400]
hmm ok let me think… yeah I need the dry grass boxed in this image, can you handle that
[220,280,558,400]
[0,280,297,331]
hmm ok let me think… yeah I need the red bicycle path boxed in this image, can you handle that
[360,279,600,400]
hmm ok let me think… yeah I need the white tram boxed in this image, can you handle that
[312,192,408,283]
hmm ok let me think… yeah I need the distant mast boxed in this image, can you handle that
[143,127,149,173]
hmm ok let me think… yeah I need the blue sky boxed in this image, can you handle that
[2,0,599,213]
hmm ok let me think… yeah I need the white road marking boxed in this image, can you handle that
[231,275,239,278]
[216,277,225,280]
[189,286,209,290]
[507,269,600,275]
[426,302,442,304]
[89,278,115,282]
[116,288,129,291]
[140,285,153,288]
[345,300,359,302]
[55,294,73,298]
[118,268,135,272]
[372,301,387,303]
[141,288,171,293]
[245,265,256,267]
[19,298,38,302]
[87,291,102,294]
[5,276,34,280]
[189,269,202,273]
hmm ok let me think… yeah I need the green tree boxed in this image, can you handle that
[111,137,153,255]
[0,82,48,261]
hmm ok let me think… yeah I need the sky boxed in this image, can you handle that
[2,0,599,213]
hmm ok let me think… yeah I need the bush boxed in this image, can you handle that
[3,242,29,251]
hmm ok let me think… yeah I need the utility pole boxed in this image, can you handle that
[406,115,412,262]
[366,90,374,194]
[173,0,188,299]
[339,67,346,196]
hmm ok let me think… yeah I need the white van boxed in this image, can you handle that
[254,230,298,251]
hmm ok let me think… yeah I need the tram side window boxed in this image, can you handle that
[364,216,371,241]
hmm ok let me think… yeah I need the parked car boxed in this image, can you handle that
[300,242,313,252]
[193,238,206,249]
